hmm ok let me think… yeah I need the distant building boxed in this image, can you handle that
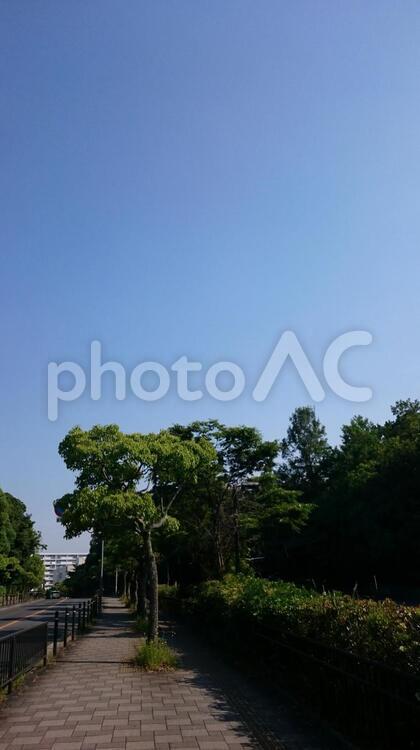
[40,553,87,589]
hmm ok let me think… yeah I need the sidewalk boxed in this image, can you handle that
[0,599,350,750]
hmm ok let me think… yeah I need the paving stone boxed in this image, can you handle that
[0,599,352,750]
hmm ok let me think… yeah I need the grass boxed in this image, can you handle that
[11,674,26,691]
[0,672,27,702]
[134,638,179,671]
[134,615,148,633]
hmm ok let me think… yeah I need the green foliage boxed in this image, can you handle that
[0,489,43,592]
[188,575,420,675]
[61,535,105,596]
[55,424,217,641]
[134,639,179,670]
[168,420,305,580]
[134,615,149,633]
[55,400,420,652]
[279,406,331,496]
[56,425,216,537]
[158,583,179,600]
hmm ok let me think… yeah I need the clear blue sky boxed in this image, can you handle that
[1,1,420,550]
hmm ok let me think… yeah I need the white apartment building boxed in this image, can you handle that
[40,553,87,589]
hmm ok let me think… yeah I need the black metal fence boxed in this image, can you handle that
[0,595,101,693]
[51,596,101,655]
[0,592,34,608]
[0,622,48,692]
[255,623,420,749]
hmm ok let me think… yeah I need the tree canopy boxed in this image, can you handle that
[56,399,420,625]
[0,489,44,593]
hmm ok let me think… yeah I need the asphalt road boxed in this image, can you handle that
[0,597,90,639]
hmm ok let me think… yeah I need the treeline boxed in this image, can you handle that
[160,399,420,593]
[276,399,420,592]
[63,398,420,606]
[0,488,44,594]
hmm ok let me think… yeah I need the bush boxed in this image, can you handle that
[134,616,148,633]
[187,575,420,675]
[158,584,179,600]
[134,639,179,671]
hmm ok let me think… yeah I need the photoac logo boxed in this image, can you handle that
[47,331,373,421]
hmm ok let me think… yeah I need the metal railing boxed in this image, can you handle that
[0,595,102,693]
[0,622,47,693]
[0,592,34,608]
[51,595,101,655]
[255,623,420,749]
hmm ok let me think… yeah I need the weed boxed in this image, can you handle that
[134,639,179,671]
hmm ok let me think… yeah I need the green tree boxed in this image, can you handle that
[0,489,43,593]
[55,425,216,641]
[170,420,279,574]
[279,406,331,498]
[242,473,314,577]
[294,401,420,589]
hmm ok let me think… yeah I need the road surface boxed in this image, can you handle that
[0,597,90,639]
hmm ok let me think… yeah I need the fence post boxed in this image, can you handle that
[82,602,86,631]
[53,610,59,656]
[63,608,68,647]
[77,602,82,633]
[7,636,16,693]
[71,606,76,641]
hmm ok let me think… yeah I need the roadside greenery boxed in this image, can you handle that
[55,398,420,661]
[0,489,44,595]
[134,639,179,671]
[187,575,420,675]
[55,424,217,642]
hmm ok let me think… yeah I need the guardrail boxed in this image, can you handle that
[0,595,102,693]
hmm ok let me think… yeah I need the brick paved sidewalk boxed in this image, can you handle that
[0,599,352,750]
[0,599,258,750]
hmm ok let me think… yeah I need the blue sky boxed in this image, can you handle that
[1,1,420,550]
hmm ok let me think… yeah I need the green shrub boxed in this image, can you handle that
[134,639,179,671]
[134,616,148,633]
[158,584,179,600]
[187,575,420,675]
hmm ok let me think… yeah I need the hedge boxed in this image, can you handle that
[185,575,420,675]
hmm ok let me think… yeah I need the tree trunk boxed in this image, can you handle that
[137,562,148,617]
[213,500,225,578]
[143,529,159,642]
[129,573,136,607]
[134,575,139,610]
[123,571,128,598]
[233,489,240,574]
